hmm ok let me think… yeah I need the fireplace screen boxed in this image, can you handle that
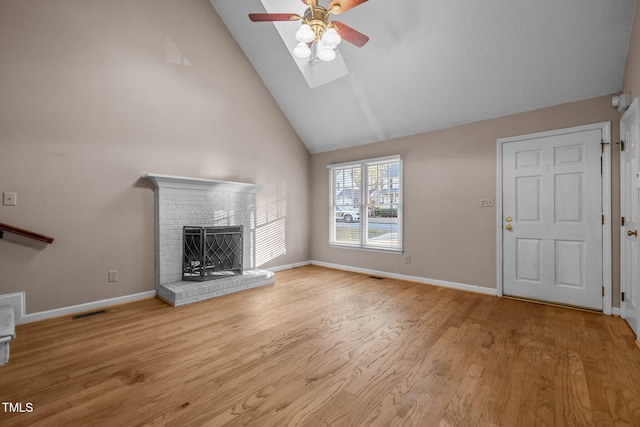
[183,226,243,281]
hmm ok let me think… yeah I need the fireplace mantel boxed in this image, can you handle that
[143,173,262,194]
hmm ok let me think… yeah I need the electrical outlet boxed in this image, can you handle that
[479,197,494,207]
[405,256,411,264]
[108,270,118,282]
[3,192,17,206]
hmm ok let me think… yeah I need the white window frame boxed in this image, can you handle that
[327,155,403,253]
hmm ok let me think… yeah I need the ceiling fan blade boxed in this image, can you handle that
[301,0,318,5]
[249,13,301,22]
[333,21,369,47]
[328,0,368,15]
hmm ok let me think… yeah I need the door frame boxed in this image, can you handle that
[496,122,612,314]
[620,98,639,323]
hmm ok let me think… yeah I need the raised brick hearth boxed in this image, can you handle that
[143,174,274,306]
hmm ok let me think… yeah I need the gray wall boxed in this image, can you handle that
[0,0,311,313]
[310,96,621,302]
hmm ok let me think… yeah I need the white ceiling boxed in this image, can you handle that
[209,0,636,154]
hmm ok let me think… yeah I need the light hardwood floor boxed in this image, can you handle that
[1,265,640,426]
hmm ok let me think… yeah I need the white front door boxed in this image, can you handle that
[501,128,603,310]
[620,98,640,339]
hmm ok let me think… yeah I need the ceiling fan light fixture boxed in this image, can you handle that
[248,1,370,64]
[293,41,312,58]
[322,27,341,47]
[317,43,336,61]
[295,24,315,43]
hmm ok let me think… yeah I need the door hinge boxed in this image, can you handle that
[602,214,605,225]
[621,140,625,151]
[602,286,605,297]
[622,292,626,302]
[622,216,625,226]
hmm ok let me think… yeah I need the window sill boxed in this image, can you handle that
[329,243,403,254]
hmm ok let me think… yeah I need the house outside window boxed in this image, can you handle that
[328,155,402,252]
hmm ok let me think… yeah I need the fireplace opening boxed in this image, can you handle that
[183,226,243,282]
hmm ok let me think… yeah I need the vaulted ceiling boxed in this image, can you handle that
[209,0,636,153]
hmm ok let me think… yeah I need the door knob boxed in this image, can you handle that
[628,229,637,237]
[505,224,513,231]
[505,216,512,222]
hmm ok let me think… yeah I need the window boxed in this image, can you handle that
[328,155,402,252]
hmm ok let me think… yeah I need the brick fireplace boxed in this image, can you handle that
[143,174,274,306]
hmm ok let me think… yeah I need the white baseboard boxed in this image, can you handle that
[0,291,156,325]
[310,260,498,296]
[266,260,312,273]
[612,307,621,316]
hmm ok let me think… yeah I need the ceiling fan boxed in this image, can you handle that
[249,0,369,62]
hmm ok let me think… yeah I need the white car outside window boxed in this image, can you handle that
[335,206,360,222]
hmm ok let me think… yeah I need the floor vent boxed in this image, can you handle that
[369,276,384,280]
[72,309,107,320]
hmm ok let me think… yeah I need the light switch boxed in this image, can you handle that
[479,197,494,207]
[3,192,17,206]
